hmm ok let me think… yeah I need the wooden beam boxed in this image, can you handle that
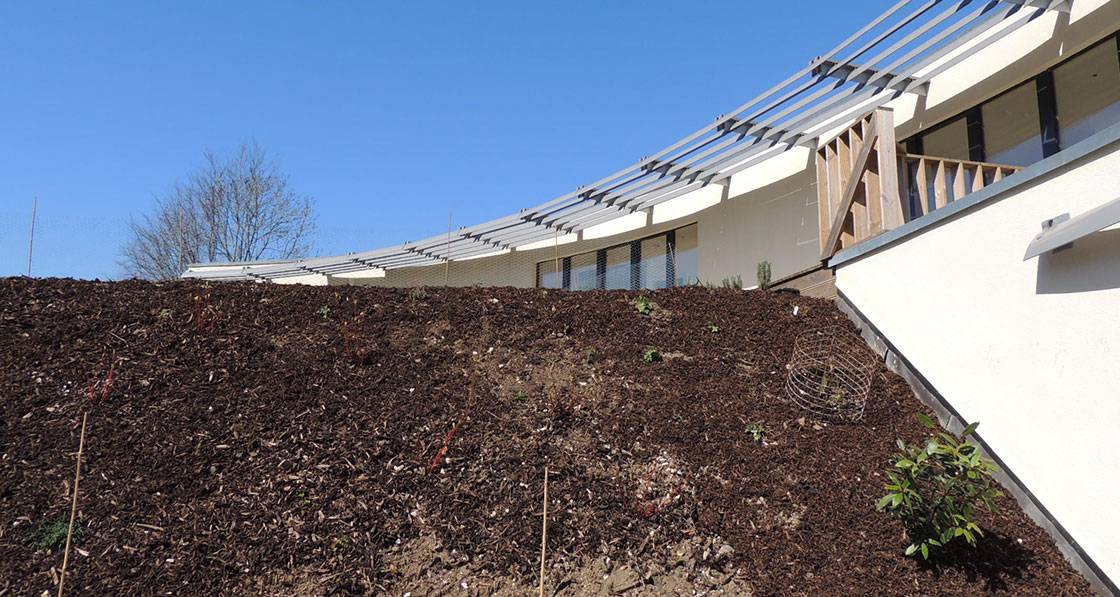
[815,151,832,255]
[874,109,904,230]
[821,117,879,260]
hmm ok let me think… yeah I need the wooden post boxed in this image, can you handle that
[874,109,904,230]
[815,150,832,255]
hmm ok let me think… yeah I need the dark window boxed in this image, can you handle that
[903,33,1120,173]
[535,223,699,290]
[1054,36,1120,148]
[982,81,1044,166]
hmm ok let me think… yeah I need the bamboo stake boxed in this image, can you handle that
[552,229,560,287]
[444,213,452,287]
[27,197,37,277]
[58,412,88,597]
[539,466,549,597]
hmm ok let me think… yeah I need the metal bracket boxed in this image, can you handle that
[1038,213,1073,254]
[1024,196,1120,260]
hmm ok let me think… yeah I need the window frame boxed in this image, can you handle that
[901,31,1120,165]
[534,223,697,290]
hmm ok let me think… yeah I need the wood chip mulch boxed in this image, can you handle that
[0,278,1092,595]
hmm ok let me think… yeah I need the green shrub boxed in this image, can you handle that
[33,516,82,551]
[635,296,654,315]
[642,347,662,363]
[745,422,766,444]
[756,261,772,290]
[877,413,1001,559]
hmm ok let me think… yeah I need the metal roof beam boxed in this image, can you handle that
[811,59,928,95]
[1000,0,1069,12]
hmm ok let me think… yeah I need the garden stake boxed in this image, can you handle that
[539,466,549,597]
[58,411,88,597]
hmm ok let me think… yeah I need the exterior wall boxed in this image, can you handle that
[338,164,820,288]
[887,0,1118,139]
[833,137,1120,584]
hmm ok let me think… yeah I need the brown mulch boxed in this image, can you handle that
[0,278,1091,595]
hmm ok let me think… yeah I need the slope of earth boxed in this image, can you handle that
[0,278,1091,596]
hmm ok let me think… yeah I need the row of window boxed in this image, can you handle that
[907,33,1120,167]
[536,224,698,290]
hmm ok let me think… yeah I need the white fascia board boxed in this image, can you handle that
[331,268,388,279]
[514,233,579,252]
[652,184,723,225]
[581,211,647,240]
[455,249,511,261]
[726,146,812,199]
[270,273,330,286]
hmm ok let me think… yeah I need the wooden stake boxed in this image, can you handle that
[444,212,452,287]
[58,412,88,597]
[539,466,549,597]
[27,196,37,277]
[552,229,560,287]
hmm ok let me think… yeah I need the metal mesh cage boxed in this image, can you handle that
[784,326,875,422]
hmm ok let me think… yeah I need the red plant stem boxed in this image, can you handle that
[100,361,116,403]
[428,409,469,472]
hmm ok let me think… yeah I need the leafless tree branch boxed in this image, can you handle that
[122,141,316,280]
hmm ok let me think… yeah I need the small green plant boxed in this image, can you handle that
[877,413,1001,560]
[707,323,720,333]
[513,390,529,403]
[316,305,332,320]
[642,347,662,363]
[635,296,654,315]
[756,261,772,290]
[745,422,766,443]
[720,275,743,290]
[157,308,173,321]
[33,516,82,551]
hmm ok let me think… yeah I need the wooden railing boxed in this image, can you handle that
[816,108,903,260]
[816,107,1023,259]
[900,154,1022,218]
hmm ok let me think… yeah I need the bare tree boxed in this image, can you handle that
[123,142,315,280]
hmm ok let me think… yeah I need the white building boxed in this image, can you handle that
[186,1,1120,592]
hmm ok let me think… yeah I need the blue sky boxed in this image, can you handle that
[0,1,887,279]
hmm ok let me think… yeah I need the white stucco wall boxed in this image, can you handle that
[834,141,1120,583]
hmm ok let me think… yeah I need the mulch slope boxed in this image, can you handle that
[0,278,1090,596]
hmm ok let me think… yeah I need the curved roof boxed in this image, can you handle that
[185,0,1067,281]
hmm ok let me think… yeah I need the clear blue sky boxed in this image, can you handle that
[0,1,888,279]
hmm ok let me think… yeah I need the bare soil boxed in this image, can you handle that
[0,278,1091,595]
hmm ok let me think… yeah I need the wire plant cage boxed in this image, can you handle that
[785,326,876,422]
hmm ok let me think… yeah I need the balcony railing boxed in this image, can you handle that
[816,108,1022,260]
[900,153,1022,218]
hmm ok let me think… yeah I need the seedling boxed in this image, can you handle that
[33,516,83,551]
[192,287,218,332]
[707,323,720,333]
[877,414,1001,560]
[635,296,654,315]
[428,409,469,472]
[757,261,772,290]
[720,275,743,290]
[513,390,529,403]
[643,347,662,363]
[746,422,766,444]
[86,356,118,404]
[157,308,173,321]
[317,305,332,320]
